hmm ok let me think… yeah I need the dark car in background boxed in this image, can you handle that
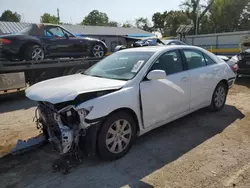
[161,39,187,45]
[114,38,186,52]
[132,38,165,47]
[236,49,250,76]
[0,24,108,61]
[226,36,250,76]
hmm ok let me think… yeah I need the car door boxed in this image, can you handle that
[140,50,191,128]
[60,27,89,55]
[42,26,79,57]
[181,49,219,110]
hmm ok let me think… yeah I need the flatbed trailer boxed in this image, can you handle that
[0,58,102,93]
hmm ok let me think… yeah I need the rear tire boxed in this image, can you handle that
[64,67,86,75]
[209,82,228,111]
[24,45,45,61]
[97,111,136,160]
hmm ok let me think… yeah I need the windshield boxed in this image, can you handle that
[84,51,155,80]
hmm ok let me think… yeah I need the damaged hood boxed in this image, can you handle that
[25,74,127,104]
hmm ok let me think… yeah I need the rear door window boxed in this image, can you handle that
[182,50,206,70]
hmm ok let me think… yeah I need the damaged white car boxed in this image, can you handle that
[26,45,236,160]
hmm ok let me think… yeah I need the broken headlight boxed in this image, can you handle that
[56,106,93,129]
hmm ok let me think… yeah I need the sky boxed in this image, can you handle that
[1,0,182,24]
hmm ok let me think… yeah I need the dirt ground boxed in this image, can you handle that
[1,78,250,188]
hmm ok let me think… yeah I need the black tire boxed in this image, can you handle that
[64,67,86,75]
[24,45,45,61]
[91,43,106,58]
[209,82,228,112]
[97,111,136,160]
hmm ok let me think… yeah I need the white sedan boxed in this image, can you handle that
[26,45,236,160]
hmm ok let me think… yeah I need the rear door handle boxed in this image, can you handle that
[181,76,189,81]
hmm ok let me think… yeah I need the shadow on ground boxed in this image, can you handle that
[0,91,36,113]
[0,105,244,188]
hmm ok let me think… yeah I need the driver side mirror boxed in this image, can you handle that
[64,33,69,39]
[146,70,166,80]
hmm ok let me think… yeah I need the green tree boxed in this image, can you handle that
[209,0,249,33]
[239,2,250,31]
[81,10,109,26]
[122,21,133,28]
[108,21,119,27]
[152,11,190,36]
[40,13,59,24]
[0,10,21,22]
[165,10,190,36]
[199,14,214,34]
[135,17,153,32]
[181,0,215,34]
[152,12,168,36]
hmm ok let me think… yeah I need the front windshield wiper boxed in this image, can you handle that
[88,74,104,78]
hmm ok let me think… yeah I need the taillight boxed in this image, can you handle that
[0,38,11,45]
[232,64,238,73]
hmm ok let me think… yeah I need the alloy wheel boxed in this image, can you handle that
[31,47,44,61]
[214,86,226,108]
[105,119,132,154]
[93,45,104,58]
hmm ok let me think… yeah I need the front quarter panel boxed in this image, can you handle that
[75,86,143,129]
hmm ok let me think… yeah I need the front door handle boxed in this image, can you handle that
[181,76,189,81]
[213,68,219,73]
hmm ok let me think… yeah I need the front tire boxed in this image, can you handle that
[209,82,228,111]
[91,43,106,58]
[97,111,136,160]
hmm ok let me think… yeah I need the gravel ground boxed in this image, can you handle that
[1,78,250,188]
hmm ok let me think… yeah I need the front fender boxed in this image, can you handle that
[75,86,143,128]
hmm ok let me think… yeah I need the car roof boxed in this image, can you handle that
[119,45,202,53]
[35,23,59,27]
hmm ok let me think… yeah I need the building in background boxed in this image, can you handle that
[0,21,155,53]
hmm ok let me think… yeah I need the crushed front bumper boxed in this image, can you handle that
[36,102,104,157]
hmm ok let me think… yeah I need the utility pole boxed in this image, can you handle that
[57,8,60,23]
[195,0,200,35]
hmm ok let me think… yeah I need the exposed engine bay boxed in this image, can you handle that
[36,102,89,154]
[31,88,120,174]
[34,101,96,174]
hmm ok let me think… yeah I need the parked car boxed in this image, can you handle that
[217,55,238,73]
[114,38,186,52]
[161,39,187,45]
[25,45,236,160]
[0,24,108,61]
[132,38,165,47]
[235,48,250,76]
[223,36,250,76]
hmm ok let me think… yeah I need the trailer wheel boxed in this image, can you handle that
[64,67,86,75]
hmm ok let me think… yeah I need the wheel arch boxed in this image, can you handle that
[101,107,140,134]
[19,41,44,57]
[218,79,229,91]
